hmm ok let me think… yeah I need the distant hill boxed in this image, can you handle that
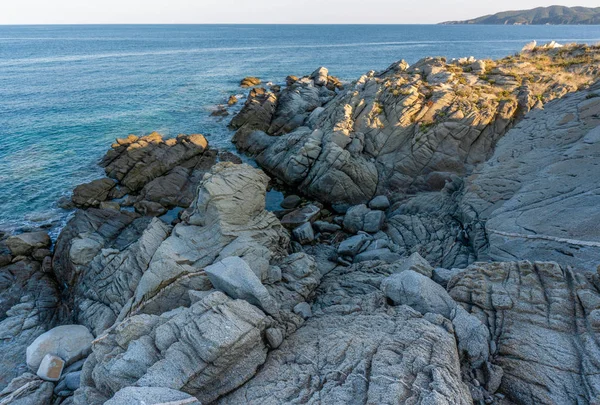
[441,5,600,25]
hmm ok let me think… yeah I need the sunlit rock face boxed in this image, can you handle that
[231,44,600,207]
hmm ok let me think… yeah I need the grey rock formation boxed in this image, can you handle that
[36,354,64,382]
[72,132,215,217]
[368,195,390,210]
[0,373,54,405]
[393,252,434,278]
[386,77,600,272]
[76,292,271,405]
[232,45,599,207]
[382,270,456,318]
[205,256,280,316]
[105,387,201,405]
[26,325,93,372]
[281,204,320,228]
[129,163,289,316]
[53,209,171,335]
[219,261,472,405]
[448,261,600,404]
[0,260,59,389]
[6,232,51,256]
[292,222,315,244]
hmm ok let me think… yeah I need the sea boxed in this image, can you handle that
[1,24,600,235]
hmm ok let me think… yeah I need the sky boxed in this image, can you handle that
[2,1,599,25]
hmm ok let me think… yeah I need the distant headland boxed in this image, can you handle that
[441,5,600,25]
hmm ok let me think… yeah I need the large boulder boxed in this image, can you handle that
[6,232,51,256]
[382,270,456,318]
[26,325,93,372]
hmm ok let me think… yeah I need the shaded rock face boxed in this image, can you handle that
[219,261,472,405]
[53,163,289,337]
[71,132,216,217]
[231,67,343,148]
[0,260,59,388]
[231,45,600,207]
[448,261,600,405]
[52,208,170,335]
[385,80,600,271]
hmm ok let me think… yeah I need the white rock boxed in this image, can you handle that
[36,354,64,382]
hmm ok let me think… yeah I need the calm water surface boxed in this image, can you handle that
[1,24,600,233]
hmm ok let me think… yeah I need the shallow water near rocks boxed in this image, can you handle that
[1,24,600,234]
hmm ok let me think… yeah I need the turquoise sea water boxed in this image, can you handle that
[1,24,600,234]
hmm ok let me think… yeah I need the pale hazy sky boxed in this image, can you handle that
[2,1,599,25]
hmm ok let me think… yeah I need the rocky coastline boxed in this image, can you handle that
[1,42,600,405]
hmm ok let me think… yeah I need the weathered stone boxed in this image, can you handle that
[265,328,283,349]
[104,387,201,405]
[36,354,64,382]
[448,261,600,404]
[368,195,390,210]
[240,77,261,88]
[293,302,312,319]
[6,232,51,256]
[337,234,370,258]
[354,248,401,263]
[433,267,464,288]
[392,252,434,278]
[232,46,599,208]
[292,222,314,245]
[72,178,115,208]
[219,261,471,404]
[343,204,370,234]
[363,210,385,233]
[75,292,271,405]
[382,270,456,318]
[280,194,301,209]
[310,67,329,87]
[280,204,320,228]
[312,220,341,233]
[205,256,279,316]
[0,260,59,388]
[0,373,54,405]
[26,325,93,372]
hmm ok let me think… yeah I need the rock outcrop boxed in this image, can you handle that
[231,44,600,208]
[386,78,600,271]
[70,132,224,217]
[448,261,600,404]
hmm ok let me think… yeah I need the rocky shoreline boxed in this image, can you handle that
[0,42,600,405]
